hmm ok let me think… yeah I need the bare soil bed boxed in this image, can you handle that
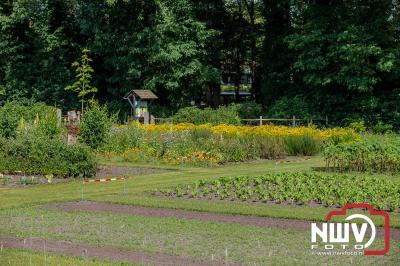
[47,201,400,240]
[0,165,162,188]
[0,174,69,189]
[0,236,236,266]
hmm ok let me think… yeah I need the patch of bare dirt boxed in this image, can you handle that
[47,201,400,240]
[96,165,162,178]
[0,174,69,189]
[0,165,162,188]
[0,236,238,266]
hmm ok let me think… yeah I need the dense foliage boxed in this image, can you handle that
[0,102,97,177]
[79,103,111,149]
[159,172,400,211]
[264,0,400,127]
[0,134,96,177]
[0,0,217,111]
[1,1,399,126]
[0,101,58,138]
[172,106,241,125]
[323,136,400,173]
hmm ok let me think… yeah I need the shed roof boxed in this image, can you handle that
[124,90,158,100]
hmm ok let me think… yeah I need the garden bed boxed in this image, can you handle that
[45,201,400,239]
[0,174,70,188]
[156,172,400,212]
[0,165,161,188]
[102,123,358,166]
[0,235,229,266]
[96,165,162,178]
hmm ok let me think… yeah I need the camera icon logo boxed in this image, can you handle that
[311,203,390,255]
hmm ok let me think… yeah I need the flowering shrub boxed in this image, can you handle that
[141,123,358,143]
[103,123,359,166]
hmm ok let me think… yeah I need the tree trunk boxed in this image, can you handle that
[81,98,84,114]
[211,83,221,108]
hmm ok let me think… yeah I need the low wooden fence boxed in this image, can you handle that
[241,116,329,127]
[154,116,329,127]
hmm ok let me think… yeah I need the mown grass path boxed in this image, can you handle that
[0,157,399,265]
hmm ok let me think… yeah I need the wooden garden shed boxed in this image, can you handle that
[123,89,158,122]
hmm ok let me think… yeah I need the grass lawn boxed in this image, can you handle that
[0,248,131,266]
[0,207,398,265]
[0,156,399,265]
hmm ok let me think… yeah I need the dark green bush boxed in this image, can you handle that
[0,102,25,138]
[235,101,263,118]
[268,96,313,119]
[173,105,241,125]
[79,103,111,149]
[0,135,96,177]
[372,121,393,134]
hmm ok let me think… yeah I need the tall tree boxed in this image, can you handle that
[75,0,157,107]
[143,0,219,108]
[224,0,264,99]
[261,0,293,106]
[0,0,74,106]
[191,0,227,107]
[286,0,399,124]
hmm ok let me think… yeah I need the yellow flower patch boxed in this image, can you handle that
[138,123,359,142]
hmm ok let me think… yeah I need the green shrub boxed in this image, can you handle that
[173,105,241,125]
[268,96,313,119]
[79,103,111,149]
[0,102,25,138]
[149,104,174,118]
[347,120,367,133]
[323,136,400,173]
[252,136,286,159]
[104,125,145,153]
[215,137,252,162]
[33,110,63,138]
[235,101,263,118]
[0,134,96,177]
[284,135,321,156]
[0,101,60,138]
[172,107,204,124]
[372,121,393,134]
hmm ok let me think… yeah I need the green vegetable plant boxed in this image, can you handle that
[159,172,400,211]
[323,136,400,173]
